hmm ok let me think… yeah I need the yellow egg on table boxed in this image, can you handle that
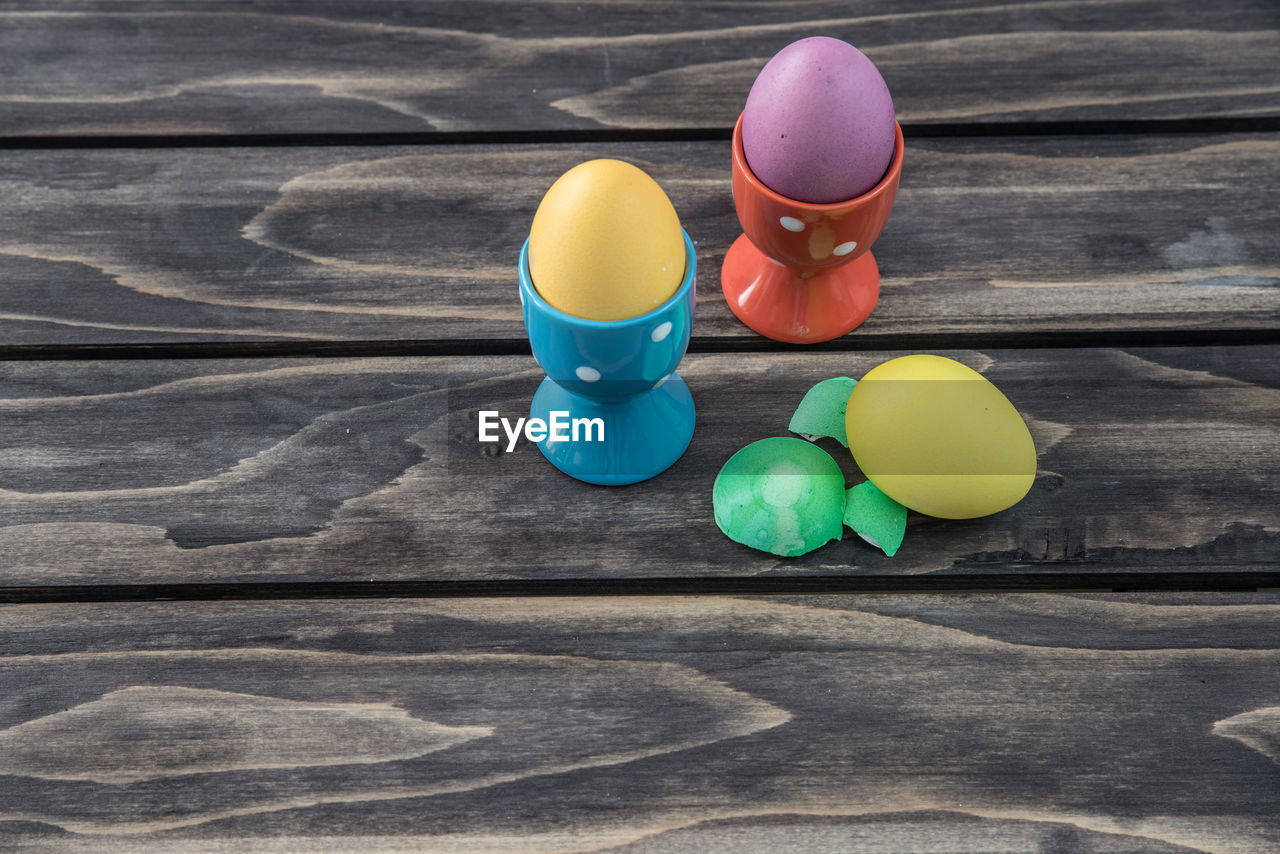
[845,355,1036,519]
[529,159,685,321]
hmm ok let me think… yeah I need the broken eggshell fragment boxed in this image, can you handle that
[843,479,908,557]
[713,437,845,557]
[788,376,857,447]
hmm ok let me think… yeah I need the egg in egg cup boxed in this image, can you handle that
[721,114,904,343]
[519,231,697,485]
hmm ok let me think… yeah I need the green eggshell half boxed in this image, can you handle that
[713,437,846,557]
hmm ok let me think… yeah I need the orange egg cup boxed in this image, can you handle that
[721,113,904,343]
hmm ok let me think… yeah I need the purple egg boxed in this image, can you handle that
[742,37,896,204]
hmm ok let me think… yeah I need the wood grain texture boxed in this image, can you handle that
[1,346,1276,585]
[1,1,1277,136]
[0,134,1276,348]
[0,594,1278,850]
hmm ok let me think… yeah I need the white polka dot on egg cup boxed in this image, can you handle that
[517,231,698,486]
[721,113,905,343]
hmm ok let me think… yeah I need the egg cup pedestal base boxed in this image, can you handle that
[721,234,880,344]
[531,374,695,486]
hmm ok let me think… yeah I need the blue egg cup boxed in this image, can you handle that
[519,231,697,485]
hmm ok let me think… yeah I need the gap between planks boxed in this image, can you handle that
[1,329,1278,363]
[4,573,1280,605]
[2,117,1279,150]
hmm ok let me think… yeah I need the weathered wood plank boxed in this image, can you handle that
[1,594,1278,850]
[0,135,1276,348]
[1,2,1277,136]
[1,347,1275,584]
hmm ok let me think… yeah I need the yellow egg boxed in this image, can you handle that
[845,355,1036,519]
[529,159,685,321]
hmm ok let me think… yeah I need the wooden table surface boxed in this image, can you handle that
[2,2,1278,851]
